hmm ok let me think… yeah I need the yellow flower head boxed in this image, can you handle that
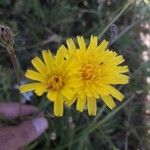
[61,36,129,116]
[19,48,78,117]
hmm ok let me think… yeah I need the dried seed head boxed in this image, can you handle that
[0,25,14,49]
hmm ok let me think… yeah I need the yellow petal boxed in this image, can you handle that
[113,55,125,65]
[58,45,68,57]
[116,66,129,73]
[115,74,129,84]
[65,95,77,106]
[76,96,86,112]
[65,60,78,76]
[85,85,93,97]
[66,79,81,88]
[106,85,124,101]
[55,46,67,65]
[25,69,44,81]
[102,65,129,75]
[87,97,97,116]
[47,90,57,101]
[19,83,42,93]
[61,87,74,100]
[31,57,47,74]
[95,83,109,95]
[87,35,98,51]
[35,86,46,96]
[96,39,108,52]
[66,38,76,51]
[77,36,86,50]
[54,94,64,117]
[42,50,53,71]
[103,74,129,84]
[101,95,116,109]
[92,89,99,99]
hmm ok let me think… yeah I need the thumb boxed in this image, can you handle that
[0,117,48,150]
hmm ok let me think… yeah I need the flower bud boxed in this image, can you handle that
[0,25,14,49]
[110,24,118,40]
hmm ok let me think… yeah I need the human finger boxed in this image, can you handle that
[0,102,38,119]
[0,117,48,150]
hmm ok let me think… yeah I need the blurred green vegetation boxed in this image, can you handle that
[0,0,150,149]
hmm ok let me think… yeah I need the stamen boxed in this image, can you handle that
[81,62,101,81]
[47,75,65,91]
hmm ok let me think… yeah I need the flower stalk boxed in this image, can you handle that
[0,25,22,116]
[6,46,21,85]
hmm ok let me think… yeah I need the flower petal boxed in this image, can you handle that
[47,90,57,101]
[42,50,53,71]
[19,83,42,93]
[116,66,129,73]
[55,46,67,65]
[87,35,98,51]
[77,36,86,50]
[25,69,44,81]
[31,57,47,74]
[96,39,108,52]
[65,95,77,106]
[101,95,116,109]
[115,74,129,84]
[87,97,97,116]
[95,83,109,95]
[106,85,124,101]
[103,74,129,84]
[113,55,125,65]
[54,94,64,117]
[66,38,76,51]
[35,87,45,96]
[76,96,86,112]
[61,87,74,100]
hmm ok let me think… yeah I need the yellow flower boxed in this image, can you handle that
[61,36,129,116]
[19,48,78,117]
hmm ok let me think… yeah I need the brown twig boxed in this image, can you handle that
[6,46,22,116]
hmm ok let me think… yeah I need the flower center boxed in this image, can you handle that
[47,75,65,91]
[81,62,101,81]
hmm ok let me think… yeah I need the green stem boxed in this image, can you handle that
[98,0,133,39]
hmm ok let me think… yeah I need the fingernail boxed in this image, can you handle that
[32,117,48,135]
